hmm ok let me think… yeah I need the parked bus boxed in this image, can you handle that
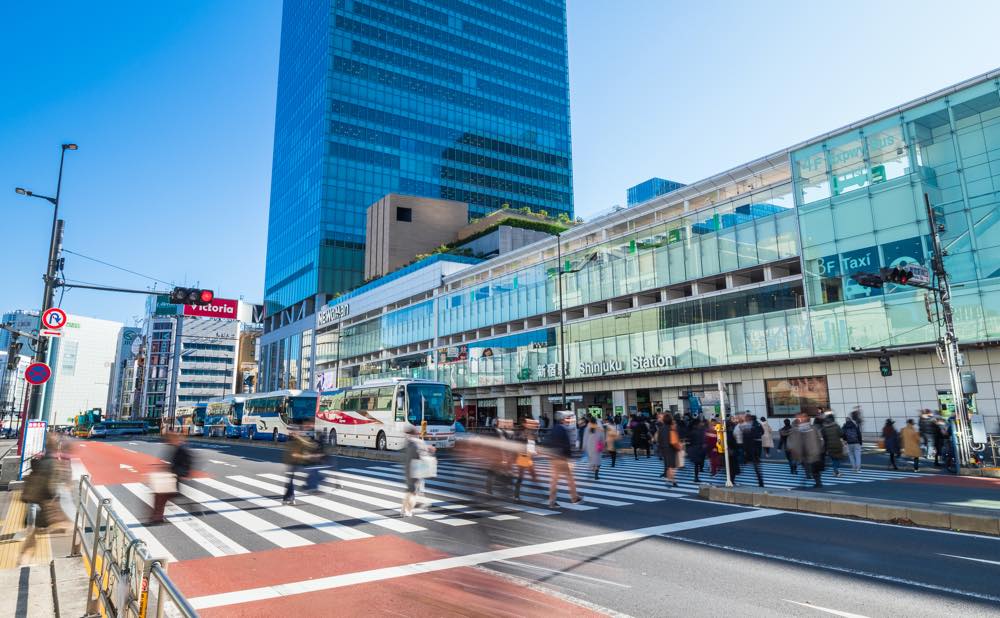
[88,420,147,438]
[173,406,202,435]
[315,378,456,451]
[242,390,317,441]
[205,395,248,438]
[73,409,102,437]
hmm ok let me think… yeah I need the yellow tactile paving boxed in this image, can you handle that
[0,490,53,569]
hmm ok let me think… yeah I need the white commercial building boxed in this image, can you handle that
[40,314,123,425]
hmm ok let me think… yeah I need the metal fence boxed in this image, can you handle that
[69,474,198,617]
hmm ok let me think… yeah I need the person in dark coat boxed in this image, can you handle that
[779,419,795,473]
[742,415,765,487]
[544,412,583,508]
[882,419,900,470]
[724,418,742,486]
[655,413,680,487]
[150,432,194,523]
[630,416,651,459]
[820,412,845,477]
[685,419,707,483]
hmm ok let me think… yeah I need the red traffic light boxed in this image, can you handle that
[169,286,216,306]
[199,289,215,304]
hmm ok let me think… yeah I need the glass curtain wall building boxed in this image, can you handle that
[263,0,574,315]
[293,69,1000,435]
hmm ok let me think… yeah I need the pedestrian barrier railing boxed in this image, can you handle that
[69,474,198,618]
[984,434,1000,468]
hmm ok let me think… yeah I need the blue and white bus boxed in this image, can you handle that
[205,395,248,438]
[88,420,148,438]
[242,390,318,441]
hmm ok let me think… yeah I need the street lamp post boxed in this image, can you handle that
[15,143,77,421]
[556,233,568,413]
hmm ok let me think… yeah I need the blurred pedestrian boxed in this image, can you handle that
[733,414,747,465]
[820,412,845,477]
[150,432,193,523]
[582,416,604,480]
[742,415,765,487]
[402,425,436,516]
[282,431,319,506]
[18,435,69,564]
[604,420,620,468]
[901,419,922,471]
[543,411,583,508]
[706,419,722,476]
[933,415,947,467]
[686,418,707,483]
[655,414,681,487]
[787,411,824,488]
[882,419,900,470]
[779,419,795,473]
[760,416,774,457]
[576,414,588,451]
[724,418,742,485]
[843,409,864,472]
[514,420,539,500]
[630,415,651,459]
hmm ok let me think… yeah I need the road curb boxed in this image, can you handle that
[698,485,1000,536]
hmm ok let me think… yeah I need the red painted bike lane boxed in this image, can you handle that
[70,439,207,485]
[169,537,602,617]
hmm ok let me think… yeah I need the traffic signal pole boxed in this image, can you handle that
[924,194,974,469]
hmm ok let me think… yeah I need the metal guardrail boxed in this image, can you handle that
[69,474,198,617]
[983,434,1000,467]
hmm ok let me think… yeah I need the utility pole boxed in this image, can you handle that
[556,233,567,414]
[924,193,974,468]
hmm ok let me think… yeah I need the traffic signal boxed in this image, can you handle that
[849,272,884,289]
[878,354,892,377]
[6,342,22,370]
[169,287,215,306]
[881,266,913,285]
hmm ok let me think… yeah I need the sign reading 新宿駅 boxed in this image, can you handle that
[183,298,238,319]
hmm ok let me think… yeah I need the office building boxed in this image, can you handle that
[365,194,469,280]
[0,310,38,424]
[40,314,123,425]
[139,295,263,424]
[280,68,1000,435]
[627,178,686,207]
[261,0,574,371]
[107,327,142,419]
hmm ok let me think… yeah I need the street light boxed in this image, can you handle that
[14,143,77,422]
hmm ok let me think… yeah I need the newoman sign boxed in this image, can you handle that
[183,298,238,319]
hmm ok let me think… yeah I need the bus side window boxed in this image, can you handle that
[344,392,360,412]
[376,387,394,410]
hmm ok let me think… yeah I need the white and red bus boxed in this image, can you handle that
[315,378,456,451]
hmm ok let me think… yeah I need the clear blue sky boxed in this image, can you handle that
[2,1,999,326]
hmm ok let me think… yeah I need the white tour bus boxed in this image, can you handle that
[315,378,456,450]
[241,389,318,441]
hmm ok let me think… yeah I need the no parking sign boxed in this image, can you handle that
[24,362,51,386]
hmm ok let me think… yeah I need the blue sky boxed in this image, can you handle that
[2,1,999,326]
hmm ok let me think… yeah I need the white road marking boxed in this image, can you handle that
[124,448,138,453]
[119,463,136,471]
[120,482,249,557]
[177,482,311,549]
[187,509,780,609]
[496,559,631,588]
[208,459,238,468]
[94,485,176,562]
[660,535,1000,604]
[784,600,870,617]
[938,553,1000,566]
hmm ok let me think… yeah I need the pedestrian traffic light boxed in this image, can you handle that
[169,287,215,306]
[878,354,892,377]
[881,266,913,285]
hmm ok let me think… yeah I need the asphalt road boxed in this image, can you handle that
[72,437,1000,617]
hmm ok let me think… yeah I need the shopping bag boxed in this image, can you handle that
[410,454,438,479]
[515,453,533,468]
[148,472,177,494]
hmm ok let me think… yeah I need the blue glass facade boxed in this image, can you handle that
[627,177,686,207]
[264,0,574,313]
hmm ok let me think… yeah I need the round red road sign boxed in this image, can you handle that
[41,307,67,330]
[24,362,51,386]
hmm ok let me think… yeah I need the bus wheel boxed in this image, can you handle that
[328,429,337,447]
[273,428,279,442]
[376,431,387,451]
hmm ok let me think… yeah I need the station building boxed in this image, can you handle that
[262,69,1000,434]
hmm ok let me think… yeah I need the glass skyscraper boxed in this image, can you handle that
[263,0,573,314]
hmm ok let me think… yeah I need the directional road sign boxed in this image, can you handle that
[41,307,68,338]
[24,362,52,386]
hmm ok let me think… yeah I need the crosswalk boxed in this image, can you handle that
[92,457,919,562]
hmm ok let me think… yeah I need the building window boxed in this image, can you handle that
[396,207,412,222]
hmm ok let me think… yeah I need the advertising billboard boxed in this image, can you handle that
[764,376,830,418]
[182,298,238,319]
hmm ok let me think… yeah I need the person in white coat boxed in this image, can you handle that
[582,416,605,480]
[760,416,775,456]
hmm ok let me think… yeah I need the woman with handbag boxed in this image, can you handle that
[604,421,620,468]
[514,420,539,500]
[402,425,436,517]
[150,432,192,523]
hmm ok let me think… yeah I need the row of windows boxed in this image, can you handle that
[372,0,565,46]
[178,381,230,389]
[350,1,565,70]
[333,57,566,132]
[335,15,567,97]
[182,356,234,364]
[330,99,569,167]
[182,342,235,352]
[180,368,231,376]
[439,165,569,203]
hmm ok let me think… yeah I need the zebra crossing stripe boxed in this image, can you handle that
[339,468,564,515]
[192,477,375,540]
[178,482,312,549]
[95,485,176,562]
[119,483,249,557]
[230,475,422,534]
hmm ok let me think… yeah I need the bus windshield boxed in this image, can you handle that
[406,384,454,425]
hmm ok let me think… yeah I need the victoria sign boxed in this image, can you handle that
[183,297,238,319]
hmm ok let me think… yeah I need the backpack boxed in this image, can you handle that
[843,422,860,444]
